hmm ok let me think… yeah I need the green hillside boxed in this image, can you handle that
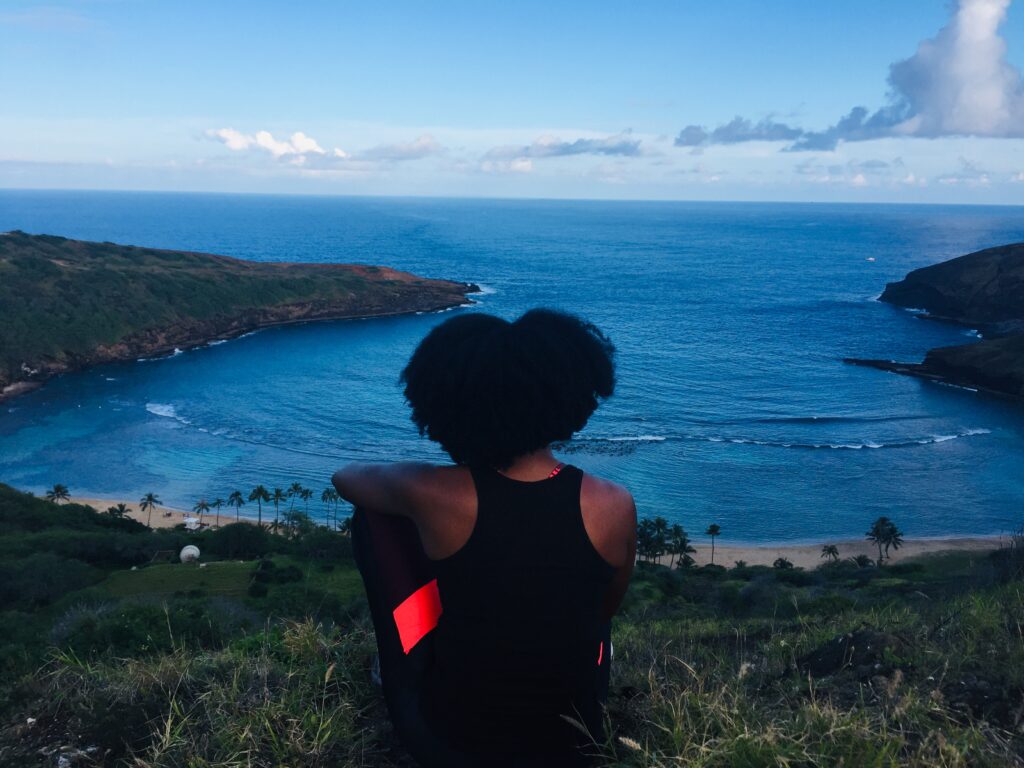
[0,231,476,396]
[0,483,1021,766]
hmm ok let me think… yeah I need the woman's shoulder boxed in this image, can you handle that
[578,471,636,567]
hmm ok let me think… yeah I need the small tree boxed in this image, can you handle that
[249,485,271,527]
[706,523,721,565]
[139,492,161,528]
[883,521,905,559]
[821,544,840,562]
[106,503,129,518]
[668,523,696,569]
[45,484,70,504]
[211,498,224,527]
[851,554,874,568]
[271,488,286,531]
[867,516,902,565]
[773,557,793,570]
[227,490,245,522]
[193,499,210,526]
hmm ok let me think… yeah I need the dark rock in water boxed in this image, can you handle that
[880,242,1024,333]
[849,243,1024,399]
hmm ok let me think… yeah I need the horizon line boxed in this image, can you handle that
[3,186,1024,210]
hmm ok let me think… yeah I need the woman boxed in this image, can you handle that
[333,308,636,767]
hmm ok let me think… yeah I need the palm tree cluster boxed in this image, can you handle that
[636,516,697,569]
[866,516,905,564]
[213,483,350,534]
[42,481,351,534]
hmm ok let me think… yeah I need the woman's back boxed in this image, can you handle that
[422,463,616,759]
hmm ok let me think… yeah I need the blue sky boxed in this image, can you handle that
[4,0,1024,202]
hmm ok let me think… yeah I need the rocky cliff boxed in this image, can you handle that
[846,242,1024,399]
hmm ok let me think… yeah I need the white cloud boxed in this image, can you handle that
[209,128,334,160]
[679,0,1024,151]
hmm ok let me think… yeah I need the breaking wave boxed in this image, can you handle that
[556,428,991,455]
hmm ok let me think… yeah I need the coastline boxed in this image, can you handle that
[69,495,254,530]
[673,534,1007,569]
[1,297,478,405]
[68,494,1007,568]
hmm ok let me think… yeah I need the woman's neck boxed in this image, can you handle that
[497,447,560,481]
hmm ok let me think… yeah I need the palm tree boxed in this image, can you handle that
[139,492,161,528]
[669,524,696,569]
[851,554,874,568]
[883,521,905,560]
[706,523,721,565]
[272,487,286,530]
[866,516,898,565]
[773,557,793,570]
[288,482,303,513]
[821,544,840,562]
[321,487,335,526]
[300,487,313,514]
[227,490,244,522]
[249,485,270,527]
[193,499,210,526]
[45,484,70,504]
[652,516,669,563]
[106,503,129,518]
[211,498,224,527]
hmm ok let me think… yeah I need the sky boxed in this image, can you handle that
[4,0,1024,203]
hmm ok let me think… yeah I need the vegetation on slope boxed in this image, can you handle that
[1,484,1022,766]
[0,231,477,395]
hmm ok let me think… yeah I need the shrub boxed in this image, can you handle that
[0,554,102,610]
[205,523,272,559]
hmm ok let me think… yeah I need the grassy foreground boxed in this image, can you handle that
[1,483,1022,766]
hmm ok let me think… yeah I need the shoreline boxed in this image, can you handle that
[1,296,479,405]
[67,495,1009,568]
[69,495,256,530]
[672,534,1007,569]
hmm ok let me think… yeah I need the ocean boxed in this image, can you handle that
[1,190,1022,543]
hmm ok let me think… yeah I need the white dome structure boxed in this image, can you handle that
[179,545,200,563]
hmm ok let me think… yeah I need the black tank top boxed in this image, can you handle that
[421,463,616,761]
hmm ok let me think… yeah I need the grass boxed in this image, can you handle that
[1,483,1022,766]
[100,561,256,598]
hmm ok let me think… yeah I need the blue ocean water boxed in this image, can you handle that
[1,190,1023,543]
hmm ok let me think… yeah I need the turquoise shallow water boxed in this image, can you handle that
[1,191,1023,543]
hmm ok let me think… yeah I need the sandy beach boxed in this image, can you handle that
[69,496,246,530]
[675,534,1007,569]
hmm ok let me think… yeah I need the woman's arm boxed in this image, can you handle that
[332,462,431,517]
[601,496,636,622]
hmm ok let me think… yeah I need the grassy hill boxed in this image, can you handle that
[0,231,477,398]
[0,483,1022,766]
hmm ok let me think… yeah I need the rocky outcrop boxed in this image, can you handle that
[0,232,479,401]
[847,243,1024,399]
[879,242,1024,335]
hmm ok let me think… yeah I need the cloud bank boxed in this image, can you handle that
[485,131,642,160]
[677,0,1024,151]
[208,129,444,167]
